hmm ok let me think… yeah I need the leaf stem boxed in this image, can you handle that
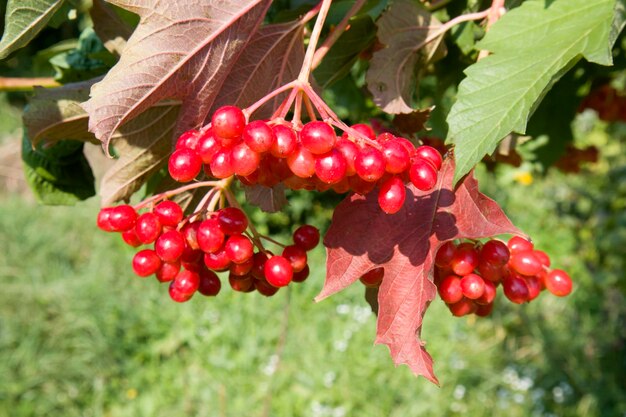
[297,0,333,83]
[311,0,367,70]
[0,77,59,91]
[413,9,490,54]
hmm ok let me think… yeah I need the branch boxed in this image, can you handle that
[298,0,333,82]
[0,77,59,91]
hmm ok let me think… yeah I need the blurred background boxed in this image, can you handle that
[1,1,625,416]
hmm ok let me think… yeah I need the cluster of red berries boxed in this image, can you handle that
[433,237,573,317]
[579,84,626,122]
[168,105,443,214]
[96,202,319,302]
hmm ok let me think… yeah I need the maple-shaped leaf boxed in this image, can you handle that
[82,0,271,152]
[318,158,520,383]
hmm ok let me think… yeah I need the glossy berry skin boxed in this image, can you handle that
[382,140,410,174]
[251,252,270,280]
[203,249,231,271]
[414,146,442,170]
[264,256,293,287]
[359,267,384,287]
[475,303,494,317]
[345,124,376,140]
[255,279,279,296]
[287,145,316,178]
[533,250,551,267]
[155,230,186,262]
[211,105,246,140]
[210,148,235,179]
[409,159,438,191]
[545,269,572,296]
[224,234,254,264]
[197,130,222,164]
[169,148,202,182]
[502,276,530,304]
[229,275,254,292]
[315,149,347,184]
[335,138,359,176]
[477,261,504,283]
[243,120,275,152]
[231,142,261,176]
[198,268,221,296]
[121,229,142,247]
[300,121,336,154]
[355,147,386,182]
[135,212,162,244]
[509,250,543,276]
[181,221,201,250]
[217,207,248,235]
[132,249,162,277]
[460,273,486,299]
[435,241,456,268]
[507,236,534,254]
[378,176,406,214]
[154,201,183,227]
[108,205,138,231]
[448,298,476,317]
[156,261,181,282]
[175,129,201,151]
[282,245,307,273]
[450,244,480,276]
[293,225,320,251]
[230,258,254,276]
[169,284,193,303]
[97,208,115,232]
[525,276,542,301]
[480,240,510,267]
[476,279,496,305]
[438,275,463,304]
[172,269,200,295]
[270,125,297,158]
[291,264,310,283]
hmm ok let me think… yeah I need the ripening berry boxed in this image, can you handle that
[230,257,254,276]
[315,149,347,184]
[243,120,275,153]
[435,241,456,268]
[212,106,246,140]
[175,129,201,151]
[460,273,485,299]
[169,148,202,182]
[121,228,142,247]
[135,212,162,244]
[255,278,280,296]
[335,138,359,176]
[480,240,510,267]
[270,125,297,158]
[282,245,308,273]
[181,221,201,250]
[524,276,542,301]
[169,284,193,303]
[293,225,320,251]
[355,147,386,182]
[382,140,410,174]
[544,269,572,297]
[533,250,551,267]
[450,243,480,276]
[153,201,183,227]
[448,298,476,317]
[507,236,534,254]
[264,256,293,287]
[414,146,442,170]
[409,159,437,191]
[438,275,463,304]
[291,264,310,283]
[224,234,254,264]
[172,269,200,296]
[378,176,406,214]
[97,208,115,232]
[476,279,496,305]
[217,207,248,235]
[108,205,138,231]
[343,123,376,140]
[229,275,255,292]
[251,252,270,280]
[210,148,235,179]
[287,145,316,178]
[502,275,530,304]
[156,261,181,282]
[155,230,186,262]
[477,261,504,283]
[132,249,162,277]
[359,267,384,287]
[475,303,494,317]
[203,248,231,271]
[509,250,543,276]
[231,142,261,176]
[300,121,336,154]
[198,268,222,296]
[197,129,222,164]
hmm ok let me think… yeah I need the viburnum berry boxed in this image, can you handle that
[507,236,534,254]
[287,145,316,178]
[217,207,248,235]
[355,147,386,182]
[181,221,201,250]
[121,228,142,247]
[409,159,437,191]
[435,241,456,268]
[270,125,297,158]
[475,303,494,317]
[300,121,336,154]
[448,298,476,317]
[509,250,543,276]
[211,105,246,140]
[315,149,347,184]
[171,269,200,298]
[378,176,406,214]
[460,273,485,300]
[382,140,410,174]
[197,218,225,254]
[198,268,222,296]
[544,269,572,296]
[108,205,138,231]
[293,225,320,251]
[251,251,270,280]
[450,243,480,276]
[533,250,551,267]
[255,278,279,296]
[175,129,201,151]
[156,261,181,282]
[414,145,443,170]
[359,267,384,288]
[335,138,359,176]
[135,212,162,244]
[476,279,497,305]
[132,249,162,277]
[243,120,275,153]
[229,274,254,292]
[479,240,510,267]
[264,256,293,287]
[231,142,261,176]
[345,123,376,140]
[97,208,115,232]
[438,275,463,304]
[209,148,235,178]
[230,258,254,276]
[224,234,254,264]
[525,275,542,301]
[502,275,530,304]
[282,245,308,273]
[155,230,186,262]
[168,148,202,182]
[203,248,231,271]
[197,130,222,164]
[291,264,310,283]
[154,201,183,227]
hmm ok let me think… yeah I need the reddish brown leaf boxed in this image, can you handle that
[318,158,520,383]
[90,0,133,57]
[244,183,288,213]
[82,0,271,152]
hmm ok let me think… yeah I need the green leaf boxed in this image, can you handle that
[446,0,618,183]
[21,136,95,205]
[314,14,376,88]
[0,0,65,59]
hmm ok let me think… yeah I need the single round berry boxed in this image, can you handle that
[477,261,504,283]
[293,225,320,251]
[409,159,437,191]
[211,106,246,140]
[450,244,480,276]
[132,249,162,277]
[414,146,442,170]
[507,236,534,254]
[292,264,310,283]
[359,267,384,287]
[544,269,572,297]
[135,212,162,244]
[229,274,254,292]
[287,145,316,178]
[198,268,221,296]
[376,132,395,144]
[509,250,543,276]
[197,129,222,164]
[209,148,235,179]
[197,218,225,253]
[264,256,293,287]
[533,250,551,267]
[217,207,248,235]
[203,249,231,271]
[335,138,359,176]
[156,261,181,282]
[224,234,254,264]
[255,279,279,296]
[448,298,476,317]
[231,142,260,176]
[155,230,186,262]
[97,208,115,232]
[438,275,463,304]
[300,121,336,154]
[172,269,200,296]
[243,120,275,153]
[502,276,530,304]
[475,303,494,317]
[108,205,138,231]
[378,176,406,214]
[382,140,410,174]
[480,240,510,267]
[355,147,386,182]
[181,221,201,250]
[121,228,142,247]
[460,273,485,300]
[230,257,254,276]
[251,252,270,280]
[315,149,347,184]
[435,241,456,268]
[175,129,201,151]
[525,276,542,301]
[348,175,376,195]
[282,245,308,273]
[169,148,202,182]
[154,201,183,227]
[270,125,297,158]
[169,283,193,303]
[476,279,496,305]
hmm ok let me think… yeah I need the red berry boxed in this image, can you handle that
[203,248,231,271]
[175,129,201,151]
[480,240,510,267]
[450,244,480,276]
[475,303,494,317]
[155,230,186,262]
[255,278,279,296]
[156,261,181,282]
[359,267,384,287]
[181,221,201,250]
[435,241,456,268]
[348,174,376,195]
[438,275,463,304]
[409,159,437,191]
[212,106,246,140]
[524,276,542,301]
[224,234,254,264]
[292,264,310,283]
[507,236,534,254]
[476,279,496,305]
[477,261,504,283]
[121,228,142,247]
[135,212,162,244]
[154,201,183,227]
[231,142,260,176]
[198,268,221,296]
[448,298,476,317]
[97,208,115,232]
[355,147,386,182]
[376,132,395,144]
[229,274,254,292]
[344,124,376,140]
[300,121,336,154]
[168,284,193,303]
[293,225,320,251]
[315,149,347,184]
[217,207,248,235]
[264,256,293,287]
[382,140,410,174]
[533,250,551,267]
[243,120,275,153]
[287,145,316,178]
[251,252,270,280]
[197,129,222,164]
[282,245,308,273]
[502,276,530,304]
[132,249,162,277]
[209,148,234,179]
[335,138,359,176]
[230,258,254,276]
[270,125,297,158]
[544,269,572,297]
[414,146,442,170]
[378,176,406,214]
[172,269,200,296]
[168,148,202,182]
[509,250,543,276]
[108,205,138,231]
[460,273,485,299]
[197,218,225,253]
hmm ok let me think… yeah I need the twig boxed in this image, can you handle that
[303,94,317,121]
[132,179,226,210]
[298,0,333,82]
[311,0,367,69]
[0,77,59,91]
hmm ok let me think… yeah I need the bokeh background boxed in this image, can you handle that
[1,2,625,416]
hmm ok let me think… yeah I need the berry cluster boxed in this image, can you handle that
[357,236,573,317]
[168,105,443,214]
[97,202,319,302]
